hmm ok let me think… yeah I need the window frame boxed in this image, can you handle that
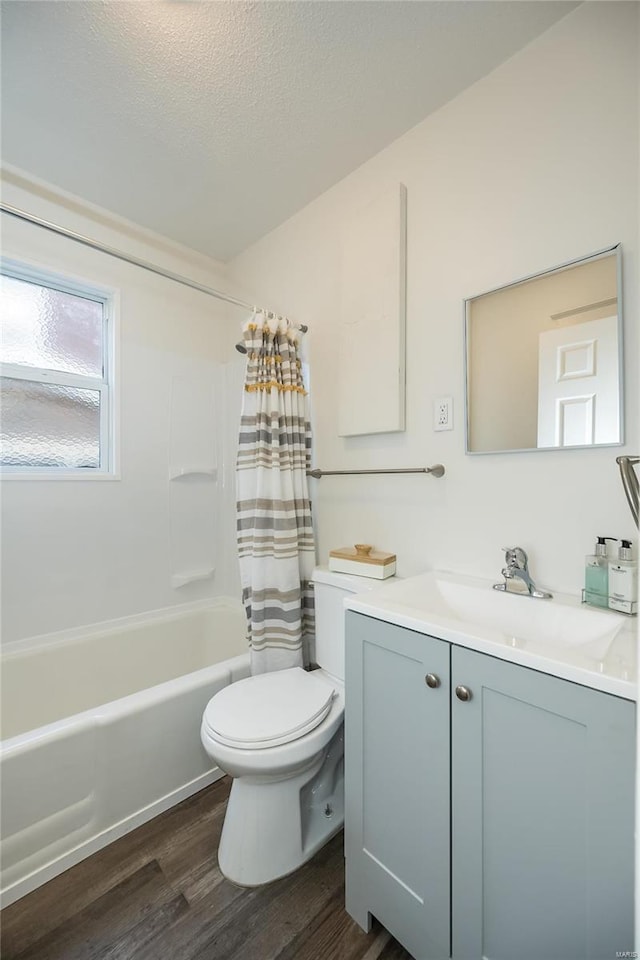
[0,258,119,480]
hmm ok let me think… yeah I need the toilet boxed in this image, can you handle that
[200,567,377,887]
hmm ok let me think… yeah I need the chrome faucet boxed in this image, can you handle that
[493,547,552,599]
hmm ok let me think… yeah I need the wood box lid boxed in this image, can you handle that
[329,544,396,566]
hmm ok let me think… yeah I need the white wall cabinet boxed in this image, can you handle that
[345,612,635,960]
[338,184,406,437]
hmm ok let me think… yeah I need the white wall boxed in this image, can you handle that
[1,169,242,644]
[229,2,639,596]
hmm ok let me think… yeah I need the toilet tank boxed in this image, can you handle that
[311,567,379,681]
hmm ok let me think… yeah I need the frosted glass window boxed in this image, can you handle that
[1,275,103,376]
[1,378,100,468]
[0,263,112,474]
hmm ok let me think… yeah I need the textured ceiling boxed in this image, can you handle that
[1,1,577,261]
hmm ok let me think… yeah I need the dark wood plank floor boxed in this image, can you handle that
[1,777,413,960]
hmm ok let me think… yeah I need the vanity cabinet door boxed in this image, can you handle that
[345,612,451,960]
[451,646,635,960]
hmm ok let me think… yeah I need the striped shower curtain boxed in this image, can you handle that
[236,313,316,675]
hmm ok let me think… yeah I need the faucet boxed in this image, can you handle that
[493,547,552,599]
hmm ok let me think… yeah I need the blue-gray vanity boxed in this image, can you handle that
[344,572,636,960]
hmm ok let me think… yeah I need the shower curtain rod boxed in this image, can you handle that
[0,202,304,328]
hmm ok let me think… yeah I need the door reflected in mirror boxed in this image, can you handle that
[465,246,622,454]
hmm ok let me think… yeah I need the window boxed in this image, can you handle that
[0,261,114,475]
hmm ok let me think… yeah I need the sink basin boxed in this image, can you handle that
[373,571,627,661]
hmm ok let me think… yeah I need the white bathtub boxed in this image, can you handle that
[0,598,250,907]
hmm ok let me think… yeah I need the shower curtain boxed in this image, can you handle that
[236,312,316,675]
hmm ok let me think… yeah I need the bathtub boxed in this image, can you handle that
[0,598,250,908]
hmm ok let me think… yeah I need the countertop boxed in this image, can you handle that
[344,570,637,701]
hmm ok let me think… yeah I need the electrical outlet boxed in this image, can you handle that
[434,396,453,431]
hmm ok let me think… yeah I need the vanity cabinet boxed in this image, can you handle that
[345,612,451,959]
[344,612,635,960]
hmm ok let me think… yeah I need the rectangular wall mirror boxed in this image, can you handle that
[465,245,623,454]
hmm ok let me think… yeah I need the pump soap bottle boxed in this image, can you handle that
[584,537,615,608]
[608,540,638,615]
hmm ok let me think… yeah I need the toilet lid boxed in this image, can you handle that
[203,668,336,750]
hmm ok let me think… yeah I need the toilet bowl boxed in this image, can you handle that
[201,667,344,886]
[200,567,380,887]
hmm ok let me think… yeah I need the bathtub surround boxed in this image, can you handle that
[228,1,639,597]
[237,314,315,674]
[0,168,243,645]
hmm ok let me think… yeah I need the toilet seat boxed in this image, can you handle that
[203,668,336,750]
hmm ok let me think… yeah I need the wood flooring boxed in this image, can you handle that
[1,777,413,960]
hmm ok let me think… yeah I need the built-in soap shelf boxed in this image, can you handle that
[169,466,218,481]
[171,567,216,589]
[581,590,637,616]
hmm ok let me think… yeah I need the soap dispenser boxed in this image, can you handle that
[608,539,638,615]
[584,537,615,608]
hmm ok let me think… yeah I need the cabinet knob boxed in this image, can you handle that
[425,673,440,689]
[455,685,472,702]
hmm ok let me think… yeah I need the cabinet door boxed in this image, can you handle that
[345,612,450,960]
[452,646,635,960]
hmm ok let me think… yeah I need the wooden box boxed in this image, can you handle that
[329,544,396,579]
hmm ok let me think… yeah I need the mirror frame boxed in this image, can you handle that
[464,244,624,455]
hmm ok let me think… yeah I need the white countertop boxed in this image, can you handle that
[344,570,637,701]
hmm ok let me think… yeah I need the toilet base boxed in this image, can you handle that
[218,727,344,887]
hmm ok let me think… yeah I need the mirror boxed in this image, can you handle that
[465,246,622,454]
